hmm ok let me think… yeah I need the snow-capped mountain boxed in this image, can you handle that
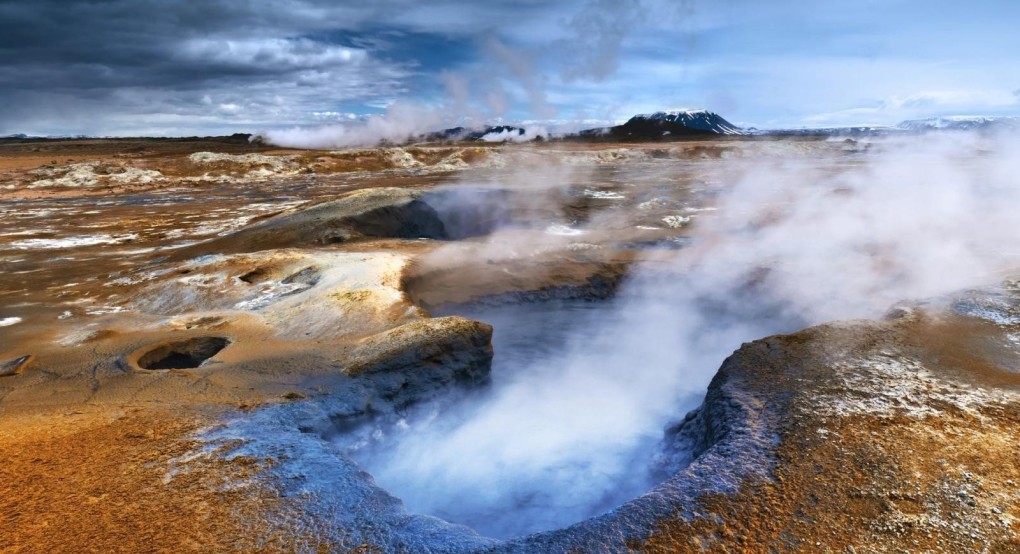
[623,109,744,135]
[896,116,1020,132]
[578,109,744,140]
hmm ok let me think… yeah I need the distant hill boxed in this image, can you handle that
[309,111,1020,148]
[743,116,1020,137]
[422,125,533,143]
[0,133,254,143]
[759,126,894,137]
[896,116,1020,132]
[578,109,743,140]
[419,110,745,145]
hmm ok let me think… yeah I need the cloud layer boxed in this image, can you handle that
[1,0,1018,135]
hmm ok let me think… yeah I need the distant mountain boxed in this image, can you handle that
[422,125,534,142]
[416,112,1020,146]
[423,126,469,141]
[1,133,256,142]
[468,125,529,142]
[896,116,1020,132]
[625,110,744,135]
[418,111,742,144]
[760,126,895,137]
[749,116,1020,137]
[579,109,743,140]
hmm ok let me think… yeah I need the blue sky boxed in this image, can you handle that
[1,0,1018,135]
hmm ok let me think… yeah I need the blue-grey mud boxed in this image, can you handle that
[3,135,1020,553]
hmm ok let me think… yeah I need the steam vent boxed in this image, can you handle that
[3,2,1020,553]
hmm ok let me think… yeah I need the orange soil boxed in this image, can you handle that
[641,406,1020,553]
[0,407,333,554]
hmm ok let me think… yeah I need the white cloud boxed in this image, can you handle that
[311,111,359,121]
[177,38,365,70]
[5,0,1020,135]
[887,89,1020,110]
[804,89,1020,127]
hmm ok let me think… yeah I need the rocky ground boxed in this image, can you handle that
[638,304,1020,553]
[1,136,1018,553]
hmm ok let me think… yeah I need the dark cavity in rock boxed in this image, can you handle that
[0,355,32,377]
[238,267,271,284]
[342,199,448,240]
[422,188,513,239]
[137,337,230,370]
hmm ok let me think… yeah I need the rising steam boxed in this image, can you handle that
[257,102,446,149]
[339,131,1020,538]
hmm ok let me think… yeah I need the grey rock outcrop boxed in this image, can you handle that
[173,187,448,258]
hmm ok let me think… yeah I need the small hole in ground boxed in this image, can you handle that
[137,337,230,370]
[238,267,270,284]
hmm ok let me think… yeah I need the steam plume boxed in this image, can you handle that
[341,131,1020,538]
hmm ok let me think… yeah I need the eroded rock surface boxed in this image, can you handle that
[172,187,448,259]
[163,286,1017,554]
[0,354,32,377]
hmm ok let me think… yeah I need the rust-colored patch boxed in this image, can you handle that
[0,408,334,553]
[901,313,1020,387]
[639,407,1020,553]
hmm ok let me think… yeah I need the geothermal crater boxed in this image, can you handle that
[134,336,231,370]
[3,137,1020,553]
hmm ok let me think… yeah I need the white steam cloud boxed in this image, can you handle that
[258,102,447,149]
[340,131,1020,539]
[478,126,550,142]
[557,0,647,82]
[255,0,655,150]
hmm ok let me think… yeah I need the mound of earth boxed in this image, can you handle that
[171,187,447,258]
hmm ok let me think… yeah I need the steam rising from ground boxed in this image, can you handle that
[706,133,1020,321]
[340,132,1020,538]
[257,102,447,149]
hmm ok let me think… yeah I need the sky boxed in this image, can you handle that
[1,0,1019,136]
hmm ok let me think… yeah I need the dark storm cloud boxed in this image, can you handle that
[0,0,658,135]
[0,1,408,134]
[0,0,518,133]
[5,0,1013,135]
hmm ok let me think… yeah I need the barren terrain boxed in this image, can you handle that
[2,136,1019,553]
